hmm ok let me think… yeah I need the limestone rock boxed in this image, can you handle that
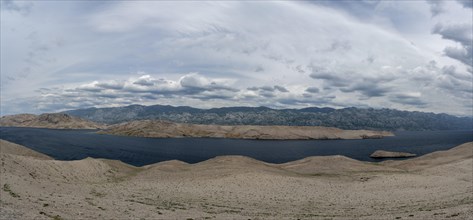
[370,150,416,158]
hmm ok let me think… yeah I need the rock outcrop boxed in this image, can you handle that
[370,150,416,158]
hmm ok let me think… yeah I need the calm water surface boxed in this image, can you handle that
[0,127,471,166]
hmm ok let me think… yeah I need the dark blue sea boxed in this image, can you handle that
[0,127,471,166]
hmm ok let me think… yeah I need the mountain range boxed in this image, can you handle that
[64,105,472,131]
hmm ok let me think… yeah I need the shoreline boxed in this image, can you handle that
[2,139,471,172]
[1,127,472,167]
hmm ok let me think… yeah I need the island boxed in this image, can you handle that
[98,119,393,140]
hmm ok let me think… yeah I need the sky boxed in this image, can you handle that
[1,0,472,116]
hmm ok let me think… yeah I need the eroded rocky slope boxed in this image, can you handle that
[0,113,105,129]
[1,140,471,219]
[99,120,393,140]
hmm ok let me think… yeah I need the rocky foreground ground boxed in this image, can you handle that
[0,140,471,219]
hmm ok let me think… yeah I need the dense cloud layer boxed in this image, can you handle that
[433,23,473,67]
[1,0,472,116]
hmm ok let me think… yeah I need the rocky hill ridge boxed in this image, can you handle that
[0,113,105,129]
[1,139,471,219]
[99,119,393,140]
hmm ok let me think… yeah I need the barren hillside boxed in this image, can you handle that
[1,140,471,219]
[0,113,106,129]
[99,120,393,140]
